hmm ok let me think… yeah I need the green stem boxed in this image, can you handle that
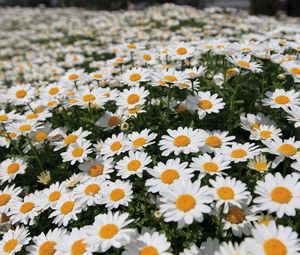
[26,134,43,171]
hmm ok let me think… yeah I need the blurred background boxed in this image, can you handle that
[0,0,299,16]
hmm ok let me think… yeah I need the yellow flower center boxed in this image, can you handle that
[132,137,146,147]
[0,114,8,122]
[7,163,20,174]
[271,187,292,204]
[254,162,268,172]
[0,193,11,206]
[99,224,119,239]
[241,47,251,52]
[3,239,18,253]
[47,100,58,107]
[251,122,261,130]
[173,135,191,147]
[176,194,196,212]
[129,73,141,82]
[198,99,212,110]
[48,191,61,202]
[89,164,104,177]
[225,206,245,224]
[84,184,100,195]
[290,67,300,75]
[93,74,102,79]
[127,94,140,105]
[71,239,86,255]
[34,131,48,142]
[274,95,290,104]
[110,188,125,201]
[140,246,158,255]
[108,116,121,127]
[277,144,297,156]
[16,89,27,98]
[127,160,141,171]
[60,201,74,215]
[68,74,79,81]
[263,238,287,255]
[217,187,235,200]
[260,130,272,139]
[231,149,247,158]
[203,162,219,172]
[110,141,122,151]
[82,94,96,102]
[176,47,187,55]
[160,169,179,184]
[72,147,84,157]
[143,54,152,61]
[26,113,38,119]
[38,241,56,255]
[164,75,177,82]
[205,136,222,148]
[20,201,35,213]
[237,60,250,68]
[128,43,136,49]
[18,124,32,132]
[48,87,59,95]
[64,134,78,145]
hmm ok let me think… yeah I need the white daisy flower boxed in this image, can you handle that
[61,139,92,165]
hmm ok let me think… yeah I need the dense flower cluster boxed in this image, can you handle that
[0,3,300,255]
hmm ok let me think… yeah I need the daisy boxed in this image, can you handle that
[159,127,205,156]
[116,86,150,110]
[116,151,152,179]
[0,184,22,214]
[240,112,274,132]
[83,211,135,253]
[245,221,300,255]
[247,154,271,173]
[102,180,133,209]
[160,179,213,228]
[249,124,282,141]
[96,110,127,130]
[152,68,188,87]
[262,89,300,109]
[184,66,207,80]
[101,133,130,158]
[146,158,194,194]
[281,60,300,82]
[123,230,171,255]
[120,67,150,86]
[0,110,17,125]
[262,137,300,166]
[9,119,40,136]
[49,194,83,226]
[127,129,157,151]
[41,82,65,99]
[169,42,195,60]
[0,158,27,184]
[0,226,31,255]
[138,50,157,65]
[190,153,231,177]
[223,204,257,237]
[73,176,106,206]
[62,69,85,84]
[8,193,41,225]
[8,84,35,106]
[210,176,250,213]
[201,130,235,153]
[37,182,67,210]
[26,228,66,255]
[53,127,91,151]
[186,91,225,120]
[215,241,249,255]
[253,172,300,218]
[78,157,114,179]
[56,228,94,255]
[226,54,262,73]
[77,87,105,108]
[61,139,92,165]
[221,142,261,163]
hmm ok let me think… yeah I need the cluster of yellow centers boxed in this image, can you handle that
[3,239,18,253]
[140,246,158,255]
[84,184,101,196]
[203,162,219,173]
[88,164,104,177]
[15,89,27,99]
[231,149,247,159]
[0,193,11,206]
[72,147,84,158]
[198,99,212,110]
[176,47,188,55]
[7,162,20,174]
[110,141,122,151]
[60,201,75,215]
[110,188,125,201]
[160,169,179,184]
[20,201,35,214]
[71,239,87,255]
[205,135,222,148]
[129,73,141,82]
[127,94,140,105]
[38,241,56,255]
[263,238,287,255]
[173,135,191,147]
[274,95,290,105]
[277,144,297,157]
[132,137,146,148]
